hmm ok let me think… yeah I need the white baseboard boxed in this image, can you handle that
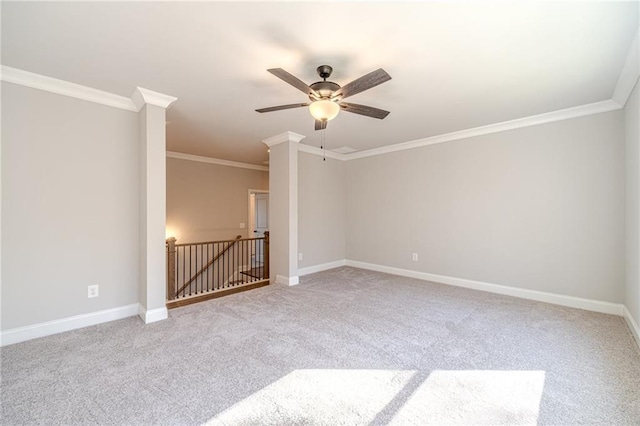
[623,306,640,349]
[345,260,624,316]
[276,274,299,286]
[298,259,347,277]
[138,305,168,324]
[0,303,139,347]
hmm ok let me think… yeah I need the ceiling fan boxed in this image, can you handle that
[256,65,391,130]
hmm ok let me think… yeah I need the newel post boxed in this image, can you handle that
[166,237,177,301]
[263,231,270,281]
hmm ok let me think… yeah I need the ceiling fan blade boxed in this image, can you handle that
[267,68,320,98]
[340,102,390,119]
[256,103,309,113]
[333,68,391,100]
[315,120,327,131]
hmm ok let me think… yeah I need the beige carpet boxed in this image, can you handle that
[2,267,639,425]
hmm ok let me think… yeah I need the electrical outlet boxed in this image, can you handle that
[88,285,99,298]
[412,253,419,261]
[239,223,246,229]
[298,252,303,261]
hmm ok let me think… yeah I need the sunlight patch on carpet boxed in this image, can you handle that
[205,369,415,425]
[389,370,546,425]
[203,369,545,425]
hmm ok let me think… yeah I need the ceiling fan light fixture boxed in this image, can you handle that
[309,99,340,122]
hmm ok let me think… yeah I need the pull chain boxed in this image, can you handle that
[321,127,326,161]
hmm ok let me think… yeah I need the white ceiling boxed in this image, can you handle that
[2,1,638,165]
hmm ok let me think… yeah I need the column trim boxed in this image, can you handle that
[263,131,305,147]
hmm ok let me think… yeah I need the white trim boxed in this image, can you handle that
[344,100,622,161]
[345,260,624,316]
[612,28,640,107]
[131,87,177,111]
[167,151,269,171]
[248,188,269,242]
[298,260,347,276]
[623,306,640,350]
[0,65,137,112]
[1,66,627,162]
[262,131,305,147]
[0,303,139,347]
[137,305,168,324]
[276,274,299,286]
[297,143,346,161]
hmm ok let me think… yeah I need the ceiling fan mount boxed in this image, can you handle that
[316,64,333,80]
[256,64,391,130]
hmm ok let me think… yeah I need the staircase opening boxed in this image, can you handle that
[166,232,269,309]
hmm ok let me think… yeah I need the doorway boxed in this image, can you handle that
[248,189,269,266]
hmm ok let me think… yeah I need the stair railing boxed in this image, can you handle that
[173,235,241,298]
[166,232,269,307]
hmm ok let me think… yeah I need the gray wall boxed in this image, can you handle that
[298,152,346,269]
[166,158,268,244]
[346,111,625,303]
[1,82,140,330]
[626,81,640,322]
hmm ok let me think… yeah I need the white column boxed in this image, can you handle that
[263,131,305,285]
[132,87,177,323]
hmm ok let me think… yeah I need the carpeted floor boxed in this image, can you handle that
[2,267,639,425]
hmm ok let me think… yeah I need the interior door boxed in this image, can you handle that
[254,193,269,237]
[252,192,269,265]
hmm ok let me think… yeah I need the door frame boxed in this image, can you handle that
[248,189,269,238]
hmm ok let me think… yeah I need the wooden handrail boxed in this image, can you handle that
[175,235,242,298]
[174,236,261,247]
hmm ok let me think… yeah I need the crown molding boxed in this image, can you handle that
[167,151,268,172]
[0,66,178,113]
[262,131,306,147]
[344,99,622,161]
[612,28,640,107]
[131,87,177,111]
[297,143,346,161]
[1,65,137,111]
[2,65,629,164]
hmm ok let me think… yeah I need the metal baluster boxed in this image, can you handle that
[217,242,221,290]
[257,238,261,281]
[245,239,249,283]
[182,246,185,297]
[176,246,178,299]
[252,238,256,283]
[196,244,199,295]
[233,240,237,286]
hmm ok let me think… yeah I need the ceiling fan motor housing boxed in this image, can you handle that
[309,81,341,100]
